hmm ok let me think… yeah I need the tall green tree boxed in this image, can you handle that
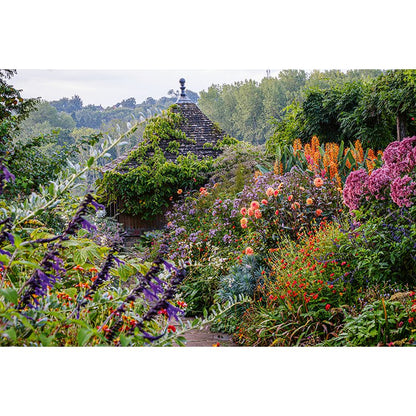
[368,70,416,140]
[0,69,37,152]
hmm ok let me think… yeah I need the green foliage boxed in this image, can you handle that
[199,70,382,146]
[4,133,78,197]
[99,106,214,220]
[213,134,239,150]
[324,297,416,346]
[338,205,416,287]
[268,70,416,151]
[0,70,38,152]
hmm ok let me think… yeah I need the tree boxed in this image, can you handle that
[119,97,136,109]
[50,95,83,114]
[369,70,416,141]
[266,71,416,152]
[0,69,37,151]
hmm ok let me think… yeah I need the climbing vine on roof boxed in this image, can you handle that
[97,105,214,220]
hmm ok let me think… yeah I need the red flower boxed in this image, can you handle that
[325,304,331,311]
[167,325,176,333]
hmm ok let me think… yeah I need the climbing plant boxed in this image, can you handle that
[98,105,214,220]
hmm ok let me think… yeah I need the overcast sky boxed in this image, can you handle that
[11,69,269,107]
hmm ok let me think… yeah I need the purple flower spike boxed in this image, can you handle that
[4,232,14,245]
[143,288,159,302]
[141,331,165,342]
[166,303,184,321]
[112,255,125,266]
[162,259,178,273]
[2,166,15,183]
[90,200,105,211]
[80,218,97,232]
[0,248,11,257]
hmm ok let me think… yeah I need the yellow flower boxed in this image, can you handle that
[306,198,313,205]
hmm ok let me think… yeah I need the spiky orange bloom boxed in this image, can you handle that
[274,160,284,175]
[311,136,320,153]
[293,138,302,156]
[354,139,364,164]
[254,170,262,179]
[329,161,338,179]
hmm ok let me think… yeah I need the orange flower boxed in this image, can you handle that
[313,177,324,187]
[315,209,323,216]
[288,195,293,201]
[248,208,254,216]
[275,209,279,215]
[240,217,248,228]
[240,207,247,216]
[291,202,300,210]
[177,189,183,194]
[245,247,254,255]
[254,209,262,219]
[250,201,260,210]
[73,265,84,272]
[306,198,313,205]
[274,189,279,196]
[266,187,274,197]
[261,199,268,205]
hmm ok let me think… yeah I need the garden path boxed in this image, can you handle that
[176,319,238,347]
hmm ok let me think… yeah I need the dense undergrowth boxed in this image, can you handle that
[166,136,416,346]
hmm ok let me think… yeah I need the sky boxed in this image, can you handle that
[11,69,269,107]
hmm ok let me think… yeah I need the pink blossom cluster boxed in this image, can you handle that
[382,136,416,176]
[390,175,416,207]
[343,136,416,210]
[343,169,369,210]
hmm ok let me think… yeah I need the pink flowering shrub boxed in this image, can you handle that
[390,175,416,207]
[343,136,416,211]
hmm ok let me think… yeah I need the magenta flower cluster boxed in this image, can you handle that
[343,136,416,210]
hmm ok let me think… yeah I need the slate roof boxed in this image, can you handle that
[102,79,226,173]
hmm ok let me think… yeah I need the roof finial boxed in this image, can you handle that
[180,78,186,96]
[176,78,192,103]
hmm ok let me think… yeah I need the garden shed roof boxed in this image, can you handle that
[102,79,226,172]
